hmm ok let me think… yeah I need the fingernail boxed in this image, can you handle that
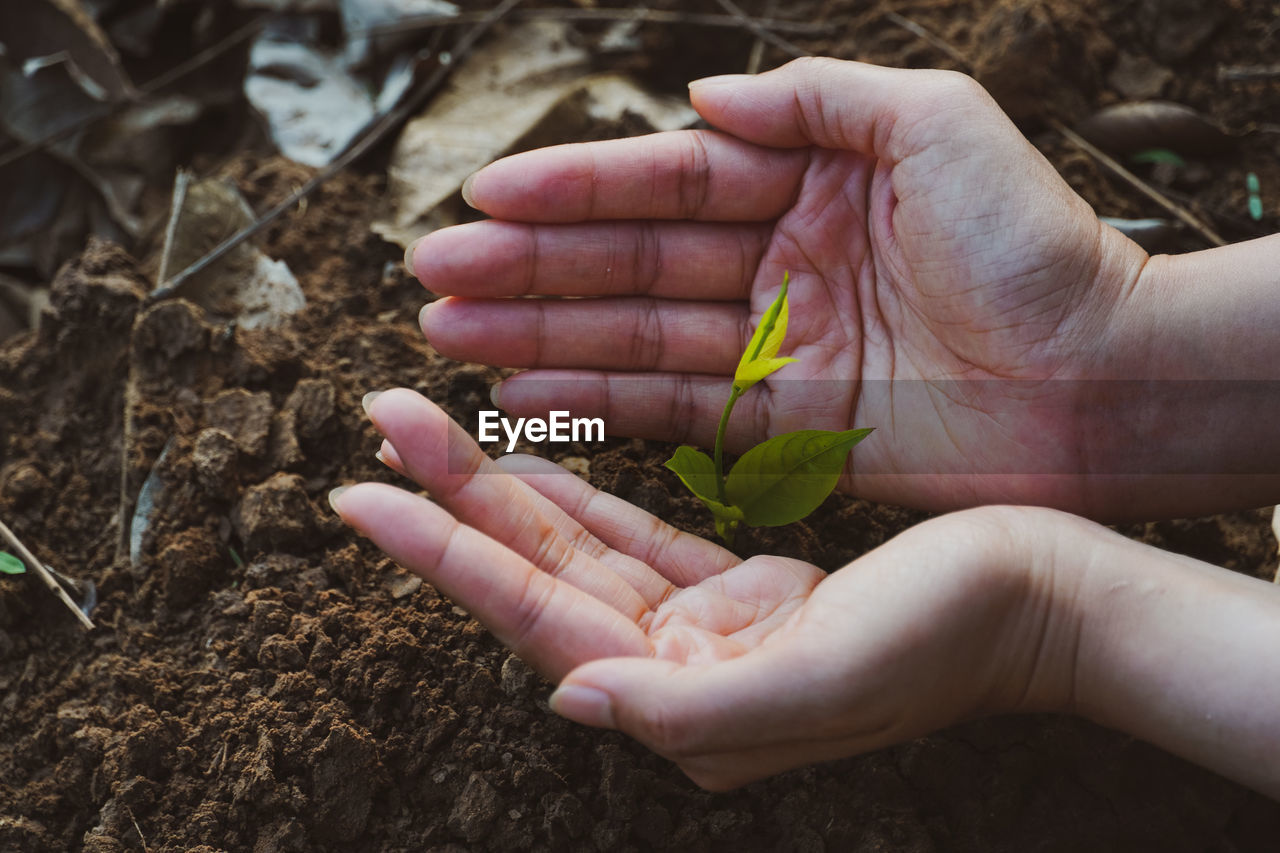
[419,302,434,339]
[548,684,616,729]
[689,73,751,90]
[403,238,421,277]
[461,172,477,208]
[489,381,502,408]
[361,390,382,414]
[374,450,387,466]
[328,485,350,513]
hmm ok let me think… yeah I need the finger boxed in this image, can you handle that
[549,645,859,768]
[462,129,808,222]
[376,438,404,474]
[421,297,748,373]
[332,483,648,679]
[409,220,768,300]
[366,389,663,617]
[491,454,681,610]
[689,59,1000,160]
[498,454,740,588]
[492,370,768,452]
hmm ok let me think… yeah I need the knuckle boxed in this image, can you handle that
[626,301,664,370]
[676,133,712,219]
[783,55,842,78]
[920,69,988,107]
[669,377,697,443]
[511,574,556,646]
[634,222,662,294]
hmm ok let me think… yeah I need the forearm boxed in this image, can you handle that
[1067,520,1280,799]
[1070,233,1280,517]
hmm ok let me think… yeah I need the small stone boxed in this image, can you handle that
[499,654,536,697]
[384,570,422,600]
[448,772,501,843]
[257,634,305,670]
[557,456,590,476]
[284,378,335,441]
[206,389,275,458]
[232,473,319,552]
[192,428,239,498]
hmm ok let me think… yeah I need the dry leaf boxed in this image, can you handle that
[244,22,377,168]
[157,173,306,329]
[1074,101,1233,157]
[0,0,134,101]
[373,21,698,247]
[341,0,459,67]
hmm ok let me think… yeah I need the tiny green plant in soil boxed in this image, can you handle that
[665,273,873,546]
[0,551,26,575]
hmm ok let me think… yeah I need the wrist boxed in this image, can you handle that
[965,506,1094,718]
[1067,523,1280,798]
[904,506,1091,719]
[1050,234,1280,518]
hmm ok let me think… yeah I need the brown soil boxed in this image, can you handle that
[4,1,1280,850]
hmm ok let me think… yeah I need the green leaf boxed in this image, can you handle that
[0,551,26,575]
[1129,148,1186,167]
[665,447,745,543]
[664,445,720,504]
[734,272,794,393]
[725,428,873,527]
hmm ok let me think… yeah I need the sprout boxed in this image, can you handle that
[665,273,873,546]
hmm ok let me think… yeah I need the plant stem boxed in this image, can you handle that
[0,518,94,629]
[713,387,743,505]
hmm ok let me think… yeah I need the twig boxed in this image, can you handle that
[155,169,193,286]
[0,518,94,629]
[357,7,835,37]
[150,0,525,300]
[883,9,1227,248]
[711,0,810,59]
[1218,64,1280,83]
[1051,119,1226,247]
[884,11,970,67]
[126,806,149,853]
[745,0,779,74]
[0,17,266,171]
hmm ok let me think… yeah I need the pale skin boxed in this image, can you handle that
[332,59,1280,797]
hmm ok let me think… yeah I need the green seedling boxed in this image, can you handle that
[665,273,873,546]
[1247,172,1263,222]
[1130,148,1187,168]
[0,551,25,575]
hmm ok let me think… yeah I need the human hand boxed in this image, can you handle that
[406,58,1150,515]
[331,389,1074,789]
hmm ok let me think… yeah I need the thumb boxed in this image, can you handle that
[548,646,833,757]
[688,57,1001,160]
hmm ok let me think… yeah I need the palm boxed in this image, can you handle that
[414,63,1145,510]
[340,391,1042,789]
[348,390,823,680]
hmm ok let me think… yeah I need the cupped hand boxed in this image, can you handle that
[406,58,1150,515]
[332,389,1072,789]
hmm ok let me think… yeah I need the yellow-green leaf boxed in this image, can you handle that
[0,552,26,575]
[733,357,797,392]
[733,272,793,392]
